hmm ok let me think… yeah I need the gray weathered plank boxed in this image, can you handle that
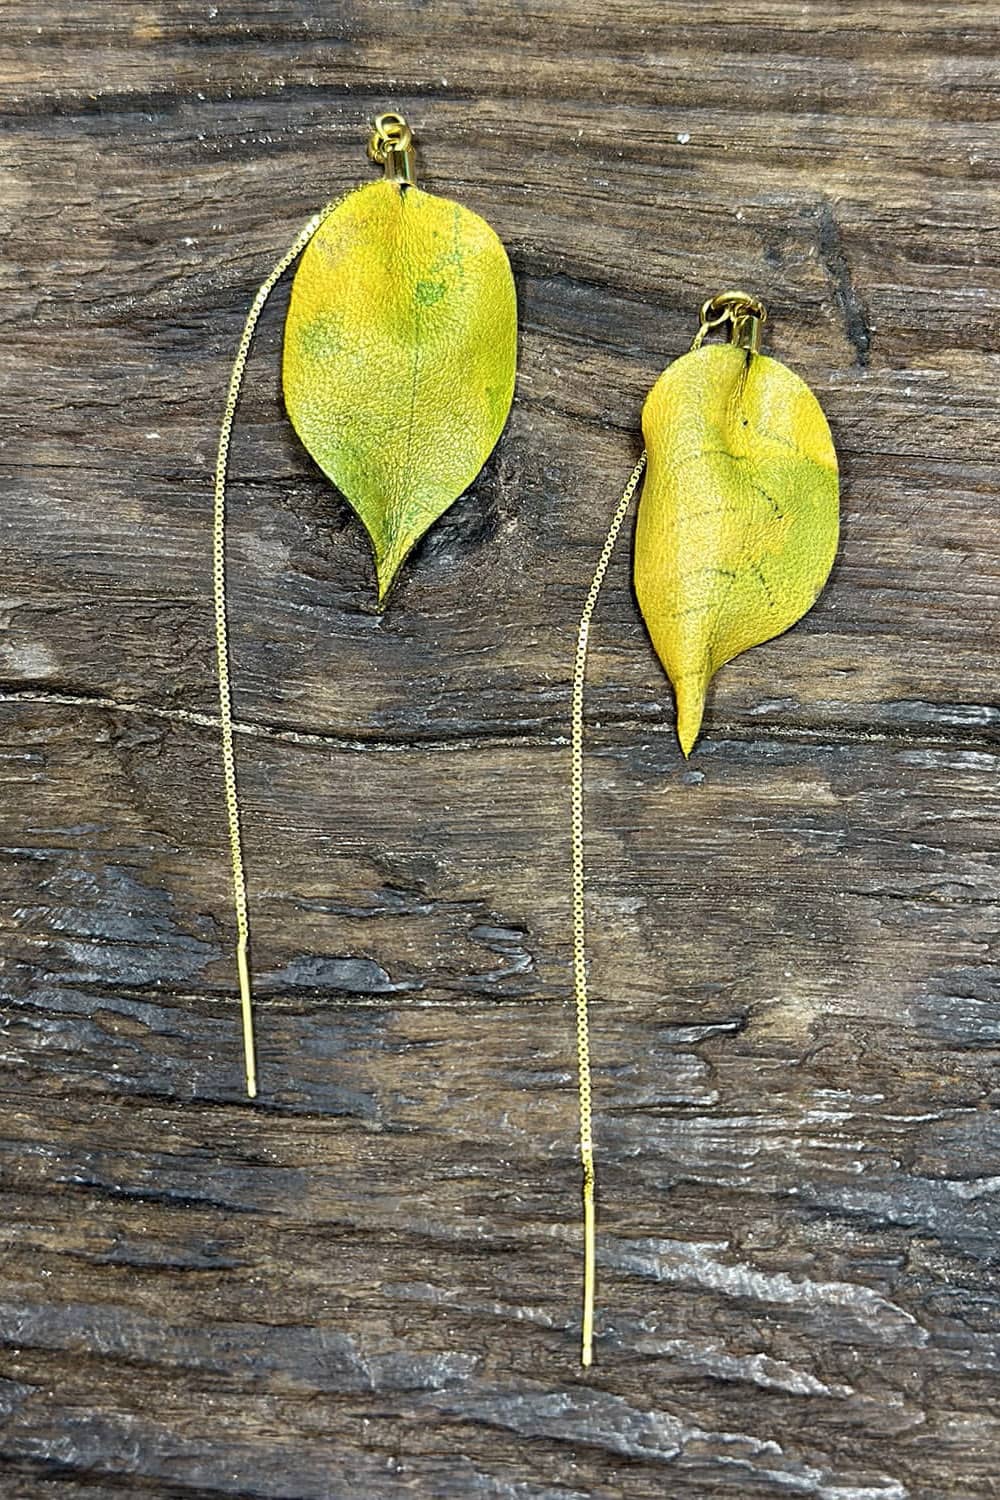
[2,2,999,1497]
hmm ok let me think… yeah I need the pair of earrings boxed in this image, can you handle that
[212,113,839,1367]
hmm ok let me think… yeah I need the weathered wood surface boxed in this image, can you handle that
[2,2,999,1496]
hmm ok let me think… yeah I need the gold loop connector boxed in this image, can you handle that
[367,112,416,186]
[692,290,767,353]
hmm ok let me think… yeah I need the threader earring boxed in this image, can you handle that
[569,291,840,1363]
[212,113,517,1096]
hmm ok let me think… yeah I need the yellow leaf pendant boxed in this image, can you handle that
[568,293,839,1367]
[635,293,839,754]
[283,121,517,602]
[211,113,516,1099]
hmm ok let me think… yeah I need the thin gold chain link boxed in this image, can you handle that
[212,197,342,1098]
[570,449,647,1365]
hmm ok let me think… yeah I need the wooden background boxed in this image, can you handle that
[2,2,999,1496]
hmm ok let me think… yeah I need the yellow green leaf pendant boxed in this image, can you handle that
[568,292,839,1367]
[211,113,516,1101]
[283,115,517,602]
[635,293,839,754]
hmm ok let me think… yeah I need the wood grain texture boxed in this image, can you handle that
[2,2,999,1496]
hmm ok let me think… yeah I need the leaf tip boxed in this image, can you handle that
[374,540,407,608]
[375,565,396,610]
[675,676,706,759]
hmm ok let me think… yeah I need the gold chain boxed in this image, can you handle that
[212,197,342,1098]
[570,449,647,1365]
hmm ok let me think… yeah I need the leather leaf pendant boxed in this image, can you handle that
[634,342,839,756]
[283,178,517,602]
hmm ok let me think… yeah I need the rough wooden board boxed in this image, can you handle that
[2,2,999,1497]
